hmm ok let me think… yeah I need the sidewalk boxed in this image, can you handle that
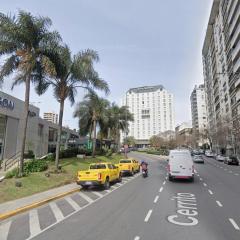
[0,183,79,215]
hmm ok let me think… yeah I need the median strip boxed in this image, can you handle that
[0,188,80,221]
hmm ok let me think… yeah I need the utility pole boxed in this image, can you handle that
[124,92,128,158]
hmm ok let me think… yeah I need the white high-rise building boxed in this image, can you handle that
[43,112,58,124]
[202,0,240,154]
[123,85,175,143]
[190,84,208,146]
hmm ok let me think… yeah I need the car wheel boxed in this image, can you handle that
[168,175,173,181]
[104,178,110,190]
[118,173,122,183]
[81,186,88,190]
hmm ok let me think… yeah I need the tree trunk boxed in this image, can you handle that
[55,99,64,169]
[92,119,97,157]
[19,75,31,176]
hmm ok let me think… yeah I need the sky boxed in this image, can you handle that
[1,0,213,129]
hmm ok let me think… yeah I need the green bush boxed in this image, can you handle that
[24,160,48,174]
[106,149,113,157]
[5,168,19,178]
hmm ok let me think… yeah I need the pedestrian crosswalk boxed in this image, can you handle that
[0,173,140,240]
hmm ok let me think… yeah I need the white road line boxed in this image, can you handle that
[92,191,104,198]
[235,173,239,176]
[199,178,203,181]
[163,181,166,185]
[216,200,223,207]
[105,189,111,193]
[144,209,153,222]
[203,183,207,187]
[29,209,41,237]
[65,197,81,211]
[224,168,227,171]
[229,218,240,230]
[78,192,94,203]
[0,221,11,240]
[49,202,64,222]
[159,187,163,193]
[110,185,118,189]
[229,171,233,173]
[208,189,213,195]
[134,236,140,240]
[154,195,159,203]
[165,176,167,180]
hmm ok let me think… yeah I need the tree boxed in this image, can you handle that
[107,104,134,151]
[123,136,136,147]
[74,93,110,157]
[149,135,164,148]
[0,11,61,176]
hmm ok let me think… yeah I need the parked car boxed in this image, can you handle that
[205,150,215,158]
[224,156,239,165]
[193,155,204,163]
[192,150,201,156]
[116,158,140,176]
[76,162,122,189]
[168,149,194,182]
[216,154,226,162]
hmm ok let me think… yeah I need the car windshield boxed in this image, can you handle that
[89,164,106,169]
[120,160,131,163]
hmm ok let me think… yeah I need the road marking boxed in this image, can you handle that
[235,173,239,176]
[163,181,166,185]
[203,183,207,187]
[0,221,11,240]
[165,176,167,180]
[92,191,104,198]
[78,192,94,203]
[229,171,233,173]
[134,236,140,240]
[229,218,240,230]
[110,185,118,189]
[199,178,203,181]
[49,202,64,222]
[208,190,213,195]
[65,196,81,211]
[159,187,163,192]
[154,195,159,203]
[144,209,153,222]
[224,168,227,171]
[105,189,111,193]
[216,200,223,207]
[29,209,41,237]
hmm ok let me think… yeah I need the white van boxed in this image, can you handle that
[168,149,194,182]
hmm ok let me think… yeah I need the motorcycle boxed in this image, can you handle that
[142,169,148,178]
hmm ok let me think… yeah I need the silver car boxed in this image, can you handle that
[216,155,226,162]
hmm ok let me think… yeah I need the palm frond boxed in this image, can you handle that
[0,55,19,82]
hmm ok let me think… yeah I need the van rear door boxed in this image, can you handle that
[169,153,193,177]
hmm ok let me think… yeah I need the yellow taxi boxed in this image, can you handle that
[77,162,122,189]
[117,158,140,176]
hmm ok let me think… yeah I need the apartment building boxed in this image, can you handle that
[190,84,208,146]
[123,85,175,145]
[43,112,58,124]
[202,0,240,155]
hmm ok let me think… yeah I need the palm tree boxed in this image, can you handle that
[107,104,134,151]
[45,46,109,167]
[74,93,110,157]
[0,11,61,176]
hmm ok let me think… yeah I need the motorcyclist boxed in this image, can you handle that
[141,160,148,173]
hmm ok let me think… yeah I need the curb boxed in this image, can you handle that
[0,187,80,221]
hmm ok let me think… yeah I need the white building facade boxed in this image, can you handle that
[123,85,175,144]
[190,84,208,146]
[43,112,58,124]
[202,0,240,155]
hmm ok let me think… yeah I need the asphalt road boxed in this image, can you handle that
[1,152,240,240]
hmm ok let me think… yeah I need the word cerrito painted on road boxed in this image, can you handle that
[167,193,198,226]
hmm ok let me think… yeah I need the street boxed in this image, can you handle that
[1,152,240,240]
